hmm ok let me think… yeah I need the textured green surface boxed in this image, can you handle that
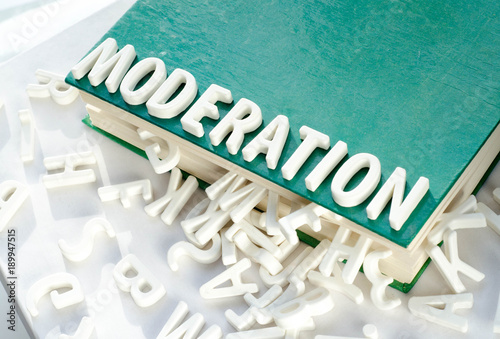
[67,0,500,247]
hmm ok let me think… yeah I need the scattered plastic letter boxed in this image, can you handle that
[26,69,78,105]
[144,167,198,225]
[408,293,473,333]
[157,301,222,339]
[363,249,401,310]
[426,230,484,293]
[58,218,115,262]
[18,109,36,163]
[272,287,334,329]
[98,179,153,208]
[319,227,372,284]
[168,233,222,271]
[137,128,181,174]
[113,254,166,307]
[0,180,29,233]
[199,258,258,299]
[43,152,97,189]
[26,273,84,317]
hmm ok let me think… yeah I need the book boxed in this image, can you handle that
[65,0,500,290]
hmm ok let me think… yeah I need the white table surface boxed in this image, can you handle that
[1,1,500,338]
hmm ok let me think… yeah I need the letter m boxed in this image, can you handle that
[71,37,136,93]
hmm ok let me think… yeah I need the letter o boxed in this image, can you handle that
[331,153,381,207]
[120,57,166,105]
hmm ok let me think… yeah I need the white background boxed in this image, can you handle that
[0,0,499,338]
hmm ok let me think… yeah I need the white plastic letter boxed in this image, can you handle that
[145,167,198,225]
[138,129,181,174]
[209,98,263,154]
[232,231,283,275]
[113,254,166,307]
[363,250,401,310]
[408,293,473,333]
[427,195,485,245]
[265,191,283,236]
[242,115,290,169]
[287,239,331,294]
[218,181,267,223]
[331,153,381,207]
[147,68,198,119]
[205,172,245,200]
[221,228,238,266]
[226,218,281,257]
[98,179,153,208]
[43,152,96,188]
[199,258,258,299]
[260,247,313,288]
[307,268,364,305]
[181,198,231,247]
[476,202,500,237]
[157,301,220,339]
[18,109,35,163]
[366,167,429,231]
[284,318,315,339]
[426,230,484,293]
[305,141,348,192]
[281,126,330,181]
[27,69,78,105]
[271,287,334,329]
[319,227,373,284]
[71,37,136,93]
[58,218,115,262]
[26,273,84,317]
[225,285,283,331]
[0,180,29,232]
[494,188,500,205]
[120,57,166,105]
[167,233,222,271]
[278,203,328,245]
[181,84,233,137]
[182,173,247,245]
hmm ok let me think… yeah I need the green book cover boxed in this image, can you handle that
[66,0,500,248]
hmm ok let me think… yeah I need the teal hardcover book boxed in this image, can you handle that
[66,0,500,286]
